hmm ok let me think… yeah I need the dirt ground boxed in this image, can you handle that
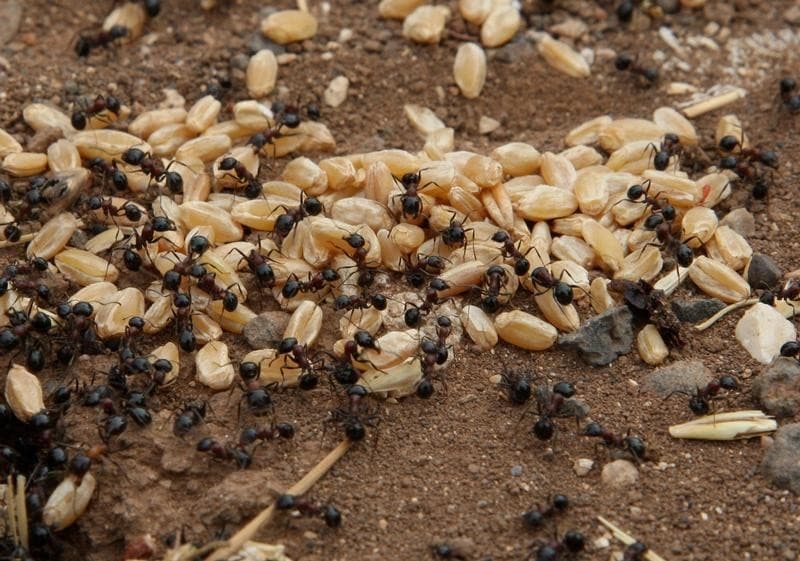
[2,0,800,560]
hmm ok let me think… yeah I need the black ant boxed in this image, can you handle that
[275,493,342,528]
[620,181,675,223]
[142,0,161,17]
[498,369,532,405]
[401,254,447,288]
[115,215,177,271]
[622,541,649,561]
[0,309,52,372]
[87,157,128,191]
[327,384,378,441]
[172,292,197,352]
[75,25,129,58]
[338,232,379,288]
[392,170,432,219]
[235,361,277,419]
[614,53,659,85]
[193,269,240,313]
[639,214,697,271]
[86,195,143,225]
[333,292,388,313]
[522,494,569,528]
[239,422,295,445]
[404,278,450,328]
[173,401,208,436]
[779,77,800,113]
[121,147,183,194]
[54,301,104,360]
[647,133,682,171]
[275,337,324,390]
[438,212,473,256]
[71,95,121,130]
[666,375,738,415]
[283,269,340,300]
[218,156,262,199]
[608,278,683,348]
[196,437,252,469]
[530,264,583,307]
[492,230,535,275]
[717,135,777,200]
[476,264,511,313]
[530,381,580,441]
[229,246,276,297]
[582,422,647,462]
[529,530,585,561]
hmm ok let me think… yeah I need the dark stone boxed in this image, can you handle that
[671,299,726,323]
[746,253,783,290]
[761,423,800,494]
[752,357,800,418]
[643,360,713,397]
[557,306,634,366]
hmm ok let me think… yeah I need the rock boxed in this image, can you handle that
[0,0,22,47]
[511,465,523,477]
[746,254,783,290]
[644,360,713,397]
[243,311,291,348]
[784,4,800,24]
[363,39,383,53]
[574,458,594,476]
[671,298,725,323]
[760,423,800,494]
[196,471,276,526]
[719,207,755,237]
[230,53,250,71]
[479,116,500,135]
[735,303,796,364]
[324,75,349,108]
[558,306,634,366]
[548,18,588,40]
[752,357,800,418]
[601,459,638,488]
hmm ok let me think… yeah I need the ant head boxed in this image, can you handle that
[153,358,173,374]
[563,530,585,553]
[222,291,238,312]
[627,184,644,201]
[436,315,451,329]
[404,306,421,328]
[552,494,569,511]
[401,195,422,218]
[676,243,694,268]
[275,214,296,237]
[173,292,192,309]
[128,316,145,330]
[663,132,679,145]
[780,340,800,357]
[322,505,342,528]
[643,67,659,83]
[354,330,376,349]
[429,278,448,291]
[123,203,143,222]
[614,54,633,70]
[70,453,92,477]
[344,232,365,249]
[481,295,500,314]
[780,77,797,94]
[188,235,209,256]
[719,374,738,390]
[105,96,121,114]
[719,135,740,152]
[278,337,298,354]
[661,204,676,222]
[153,216,176,232]
[486,264,506,278]
[71,112,87,130]
[276,422,295,439]
[88,196,103,210]
[582,421,603,437]
[552,381,575,398]
[196,437,216,452]
[144,0,161,17]
[248,132,267,150]
[752,177,769,200]
[553,282,574,306]
[303,197,323,216]
[514,257,531,276]
[122,147,145,166]
[322,268,340,282]
[281,111,301,129]
[420,339,437,355]
[401,171,420,188]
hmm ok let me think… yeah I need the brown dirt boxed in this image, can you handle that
[2,0,800,560]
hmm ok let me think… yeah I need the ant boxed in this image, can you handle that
[608,279,683,348]
[193,270,240,313]
[392,170,432,219]
[173,401,208,436]
[283,269,340,300]
[142,0,161,17]
[415,318,452,398]
[229,246,276,298]
[622,541,649,561]
[71,95,121,130]
[239,422,295,445]
[647,133,682,171]
[115,215,177,271]
[275,493,342,528]
[717,134,777,200]
[196,437,252,469]
[619,181,675,222]
[87,157,128,191]
[666,375,738,415]
[333,292,388,313]
[218,156,262,199]
[172,292,197,352]
[530,381,580,441]
[582,422,647,462]
[614,53,659,85]
[498,369,532,405]
[639,213,697,271]
[273,194,323,241]
[54,301,104,360]
[275,337,324,390]
[530,264,584,307]
[75,25,128,58]
[522,494,569,529]
[0,309,52,372]
[438,212,473,257]
[327,384,378,441]
[234,361,277,419]
[336,232,379,289]
[779,77,800,113]
[529,530,585,561]
[401,254,448,288]
[86,195,143,225]
[404,278,450,328]
[492,230,535,275]
[121,147,183,194]
[476,264,511,313]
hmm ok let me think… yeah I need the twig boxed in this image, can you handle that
[15,475,28,550]
[695,298,758,331]
[682,88,746,118]
[204,440,351,561]
[5,476,18,546]
[597,516,667,561]
[0,233,35,249]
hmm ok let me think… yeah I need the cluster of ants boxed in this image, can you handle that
[75,0,161,58]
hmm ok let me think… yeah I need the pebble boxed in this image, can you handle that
[643,359,713,397]
[479,116,500,135]
[324,75,349,107]
[670,298,725,323]
[746,253,783,290]
[735,303,796,364]
[558,306,634,366]
[510,465,523,477]
[230,53,250,71]
[784,4,800,24]
[751,357,800,418]
[760,423,800,494]
[574,458,594,476]
[0,0,22,47]
[720,207,755,237]
[601,459,638,487]
[548,18,587,40]
[363,39,383,53]
[243,311,291,348]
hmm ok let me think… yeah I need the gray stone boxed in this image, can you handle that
[0,0,22,47]
[752,357,800,418]
[747,254,783,290]
[229,53,250,71]
[558,306,634,366]
[247,34,285,56]
[510,465,523,477]
[760,423,800,494]
[671,298,726,323]
[243,311,291,348]
[720,208,755,237]
[601,459,638,488]
[644,360,713,397]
